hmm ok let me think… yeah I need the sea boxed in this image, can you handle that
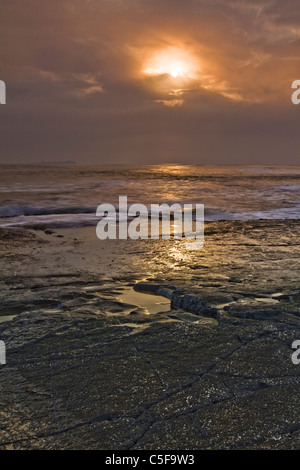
[0,164,299,229]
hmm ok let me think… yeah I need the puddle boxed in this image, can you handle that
[117,287,170,314]
[0,315,16,323]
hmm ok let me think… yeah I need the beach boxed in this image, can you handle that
[1,219,300,449]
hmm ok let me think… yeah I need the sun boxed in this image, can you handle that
[143,47,198,80]
[169,63,184,78]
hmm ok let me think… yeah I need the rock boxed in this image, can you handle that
[1,220,300,449]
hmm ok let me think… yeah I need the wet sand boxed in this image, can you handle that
[1,220,300,449]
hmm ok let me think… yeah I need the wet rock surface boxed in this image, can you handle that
[0,220,300,449]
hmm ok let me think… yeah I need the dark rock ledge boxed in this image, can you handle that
[134,282,300,321]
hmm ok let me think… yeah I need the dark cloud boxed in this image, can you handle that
[0,0,299,164]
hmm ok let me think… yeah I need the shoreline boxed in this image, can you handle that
[1,219,300,449]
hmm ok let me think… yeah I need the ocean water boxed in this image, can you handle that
[0,164,299,228]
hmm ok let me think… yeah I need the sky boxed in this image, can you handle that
[1,0,300,165]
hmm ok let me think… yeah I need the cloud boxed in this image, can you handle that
[0,0,299,164]
[154,99,184,107]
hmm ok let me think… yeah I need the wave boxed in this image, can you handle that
[0,204,97,218]
[277,185,300,193]
[1,204,299,230]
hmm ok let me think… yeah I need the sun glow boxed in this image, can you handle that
[143,47,198,79]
